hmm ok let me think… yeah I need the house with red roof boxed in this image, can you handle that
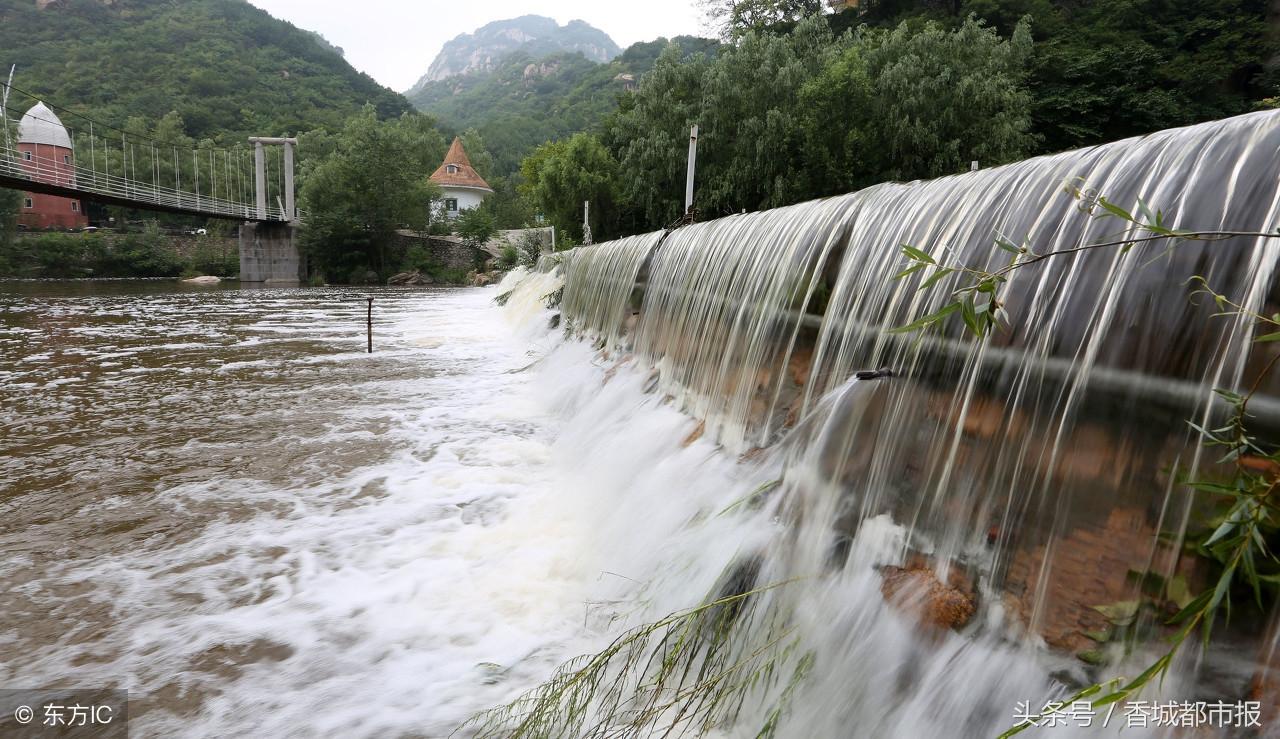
[428,137,493,220]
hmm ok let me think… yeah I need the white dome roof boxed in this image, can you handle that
[18,102,73,149]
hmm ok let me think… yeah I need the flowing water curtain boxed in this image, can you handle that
[631,198,861,452]
[487,110,1280,736]
[778,109,1280,667]
[663,109,1280,733]
[559,232,664,349]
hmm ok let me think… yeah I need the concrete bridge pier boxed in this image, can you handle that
[239,221,303,283]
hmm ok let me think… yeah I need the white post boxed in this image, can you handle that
[685,124,698,214]
[283,140,296,221]
[253,140,266,221]
[971,160,979,172]
[582,200,592,245]
[1,66,14,155]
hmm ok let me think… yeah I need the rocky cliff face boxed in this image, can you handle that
[405,15,620,94]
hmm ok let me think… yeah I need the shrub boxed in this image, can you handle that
[516,231,544,267]
[457,207,497,248]
[190,240,239,277]
[498,243,518,269]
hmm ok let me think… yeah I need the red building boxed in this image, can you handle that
[17,101,87,230]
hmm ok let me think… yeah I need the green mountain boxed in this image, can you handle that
[405,15,621,93]
[409,35,720,176]
[0,0,411,140]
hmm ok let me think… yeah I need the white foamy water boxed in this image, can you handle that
[0,281,782,737]
[0,277,1235,739]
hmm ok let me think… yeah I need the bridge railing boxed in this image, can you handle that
[1,143,288,222]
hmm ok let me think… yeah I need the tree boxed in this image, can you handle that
[521,133,621,241]
[606,42,710,229]
[800,16,1034,192]
[697,15,838,215]
[700,0,825,38]
[0,189,24,275]
[455,207,496,248]
[299,106,444,282]
[481,175,537,230]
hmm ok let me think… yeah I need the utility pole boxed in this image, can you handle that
[1,66,14,155]
[685,124,699,215]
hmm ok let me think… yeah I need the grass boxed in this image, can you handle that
[457,577,810,739]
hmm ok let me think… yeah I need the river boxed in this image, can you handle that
[0,272,1252,738]
[0,279,699,736]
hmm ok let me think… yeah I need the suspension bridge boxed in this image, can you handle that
[2,81,303,281]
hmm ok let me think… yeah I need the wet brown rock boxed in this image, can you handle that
[880,564,976,630]
[682,420,706,447]
[788,344,814,387]
[387,270,435,286]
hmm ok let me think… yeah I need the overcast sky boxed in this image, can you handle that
[248,1,707,92]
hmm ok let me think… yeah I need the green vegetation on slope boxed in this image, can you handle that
[0,0,411,140]
[834,0,1280,155]
[519,0,1279,241]
[524,16,1033,241]
[408,36,721,177]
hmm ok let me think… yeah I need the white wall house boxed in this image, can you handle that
[429,137,493,220]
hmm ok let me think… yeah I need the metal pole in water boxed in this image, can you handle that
[366,297,373,354]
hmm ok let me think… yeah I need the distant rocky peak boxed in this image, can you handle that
[406,15,620,93]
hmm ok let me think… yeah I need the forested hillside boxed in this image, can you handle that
[409,35,720,176]
[519,0,1280,244]
[0,0,411,139]
[846,0,1280,155]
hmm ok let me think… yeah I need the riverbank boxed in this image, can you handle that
[1,228,237,279]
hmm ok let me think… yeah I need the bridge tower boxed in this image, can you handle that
[238,136,302,283]
[16,102,87,230]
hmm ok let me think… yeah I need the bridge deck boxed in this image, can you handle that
[1,149,288,223]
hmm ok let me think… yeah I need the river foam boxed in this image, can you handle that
[1,277,1210,737]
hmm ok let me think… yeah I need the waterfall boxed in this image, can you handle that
[490,109,1280,737]
[561,232,664,349]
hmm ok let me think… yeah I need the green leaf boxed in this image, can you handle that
[1212,388,1244,403]
[889,301,961,334]
[917,267,955,291]
[1137,198,1156,224]
[893,263,926,280]
[995,237,1021,254]
[1076,649,1106,665]
[1167,590,1211,625]
[1205,506,1242,546]
[1097,197,1134,222]
[1254,331,1280,343]
[1209,560,1238,613]
[1188,480,1240,496]
[1093,600,1140,625]
[960,297,982,337]
[901,245,935,265]
[1084,627,1113,643]
[1166,574,1193,610]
